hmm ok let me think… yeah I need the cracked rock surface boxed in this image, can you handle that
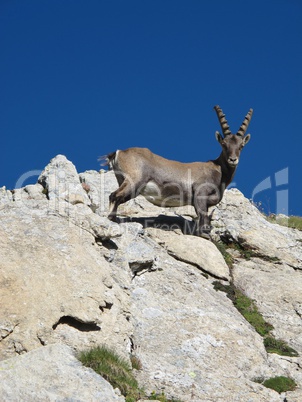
[0,155,302,401]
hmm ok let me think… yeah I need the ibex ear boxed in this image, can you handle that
[243,133,251,146]
[215,131,223,144]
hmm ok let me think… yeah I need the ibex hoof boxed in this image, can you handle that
[108,214,118,222]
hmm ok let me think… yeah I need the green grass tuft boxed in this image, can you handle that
[148,391,183,401]
[233,289,274,337]
[262,376,297,393]
[130,354,143,370]
[264,337,299,357]
[78,345,184,401]
[213,241,234,268]
[267,214,302,231]
[78,345,142,400]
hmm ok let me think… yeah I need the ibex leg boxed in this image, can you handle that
[108,180,137,221]
[193,193,211,239]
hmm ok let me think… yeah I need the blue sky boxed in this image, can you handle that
[1,0,301,216]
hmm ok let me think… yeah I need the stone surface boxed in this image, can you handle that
[0,204,131,361]
[146,227,230,280]
[233,258,302,355]
[0,343,125,401]
[38,154,91,206]
[130,256,281,401]
[211,188,302,269]
[0,155,302,401]
[0,186,13,205]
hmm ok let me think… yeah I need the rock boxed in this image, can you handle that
[79,169,109,214]
[23,183,46,200]
[0,186,13,206]
[0,343,125,401]
[0,202,131,361]
[147,228,230,280]
[211,188,302,269]
[102,222,160,278]
[71,203,122,239]
[233,258,302,355]
[1,155,302,401]
[130,256,280,401]
[38,154,91,206]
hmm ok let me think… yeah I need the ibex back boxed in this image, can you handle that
[104,105,253,238]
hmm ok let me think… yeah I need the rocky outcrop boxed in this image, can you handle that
[0,344,124,401]
[0,154,302,401]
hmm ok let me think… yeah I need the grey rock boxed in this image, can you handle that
[147,227,230,280]
[211,188,302,269]
[79,169,113,215]
[23,183,46,200]
[0,155,301,401]
[0,186,13,206]
[0,203,132,361]
[38,154,91,206]
[130,256,280,401]
[233,258,302,355]
[0,343,125,401]
[106,222,158,277]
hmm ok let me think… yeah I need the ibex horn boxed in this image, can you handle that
[214,105,232,137]
[237,108,253,137]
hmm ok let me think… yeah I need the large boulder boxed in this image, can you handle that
[211,188,302,269]
[0,344,124,401]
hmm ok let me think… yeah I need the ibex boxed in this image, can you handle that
[104,105,252,238]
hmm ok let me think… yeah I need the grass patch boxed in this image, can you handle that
[130,354,143,370]
[78,345,183,402]
[213,282,273,336]
[233,289,273,336]
[213,241,234,268]
[267,214,302,231]
[148,391,183,401]
[264,337,298,357]
[78,345,142,401]
[262,376,297,393]
[213,282,298,356]
[215,239,280,264]
[229,242,279,263]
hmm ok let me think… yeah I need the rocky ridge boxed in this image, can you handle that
[0,154,302,401]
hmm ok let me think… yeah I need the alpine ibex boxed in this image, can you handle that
[104,105,253,238]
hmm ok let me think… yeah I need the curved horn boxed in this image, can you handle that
[237,108,253,137]
[214,105,232,137]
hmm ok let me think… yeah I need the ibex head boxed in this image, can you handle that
[214,105,253,167]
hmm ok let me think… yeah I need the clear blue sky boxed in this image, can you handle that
[1,0,301,216]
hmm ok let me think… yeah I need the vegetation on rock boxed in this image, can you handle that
[78,345,142,401]
[78,345,183,402]
[213,241,234,268]
[148,391,183,401]
[215,239,280,263]
[267,214,302,231]
[256,376,297,393]
[213,281,298,357]
[264,337,298,357]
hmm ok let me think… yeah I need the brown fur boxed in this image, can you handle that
[105,106,253,238]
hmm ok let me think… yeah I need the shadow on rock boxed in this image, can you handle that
[117,214,196,235]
